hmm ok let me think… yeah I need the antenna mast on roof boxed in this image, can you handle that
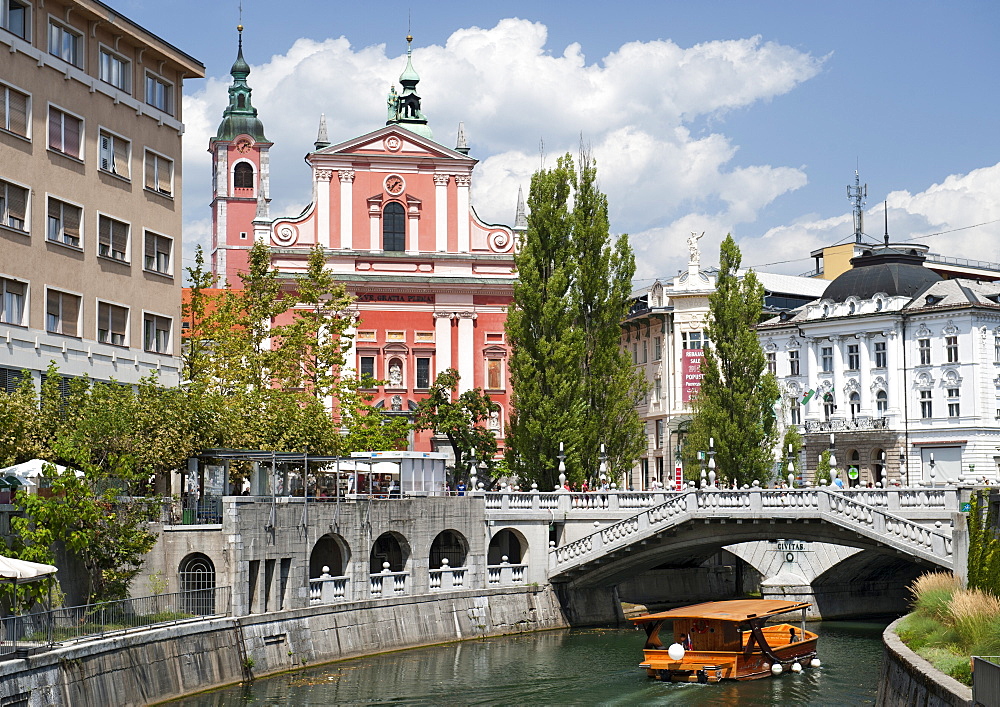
[847,169,868,244]
[883,201,889,247]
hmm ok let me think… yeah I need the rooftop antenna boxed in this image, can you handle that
[883,200,889,247]
[847,169,868,244]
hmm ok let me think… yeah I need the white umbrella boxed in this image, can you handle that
[0,555,57,583]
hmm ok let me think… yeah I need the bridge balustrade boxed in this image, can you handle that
[429,566,468,591]
[309,573,350,605]
[486,562,527,586]
[369,571,408,598]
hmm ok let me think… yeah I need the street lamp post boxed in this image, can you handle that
[786,443,795,488]
[828,434,839,489]
[929,452,936,488]
[899,449,907,486]
[599,443,608,490]
[707,437,717,489]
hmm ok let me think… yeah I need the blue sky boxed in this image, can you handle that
[118,0,1000,282]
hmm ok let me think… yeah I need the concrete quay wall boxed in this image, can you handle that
[876,616,972,707]
[0,586,569,707]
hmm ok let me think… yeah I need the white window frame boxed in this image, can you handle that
[766,352,776,375]
[876,390,888,415]
[142,311,172,354]
[919,389,933,419]
[46,194,83,249]
[789,349,800,376]
[47,103,83,160]
[1,0,30,40]
[821,346,833,373]
[0,274,28,326]
[847,344,860,371]
[918,338,931,366]
[231,158,255,192]
[144,71,173,115]
[144,148,173,197]
[0,80,31,139]
[415,356,432,390]
[47,17,83,68]
[143,230,172,276]
[948,401,960,418]
[96,299,129,347]
[0,177,29,233]
[96,212,130,263]
[98,45,130,92]
[98,127,130,179]
[485,357,504,391]
[945,336,959,364]
[874,341,887,368]
[44,286,82,337]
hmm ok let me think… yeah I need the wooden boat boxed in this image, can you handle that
[630,599,818,682]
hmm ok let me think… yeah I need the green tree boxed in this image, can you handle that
[506,155,585,487]
[0,374,41,466]
[506,153,644,489]
[181,245,217,386]
[814,449,833,487]
[413,369,500,482]
[684,235,780,486]
[966,489,1000,595]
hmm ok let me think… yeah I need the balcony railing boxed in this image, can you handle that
[804,416,888,433]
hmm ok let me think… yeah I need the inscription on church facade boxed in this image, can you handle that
[358,293,435,304]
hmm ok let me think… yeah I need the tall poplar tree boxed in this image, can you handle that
[684,235,780,486]
[506,153,645,488]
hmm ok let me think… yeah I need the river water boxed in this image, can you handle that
[169,620,887,706]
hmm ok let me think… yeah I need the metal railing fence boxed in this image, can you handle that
[0,586,230,659]
[973,656,1000,706]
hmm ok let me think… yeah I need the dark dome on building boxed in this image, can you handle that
[823,246,943,302]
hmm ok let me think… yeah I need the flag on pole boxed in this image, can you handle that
[801,389,815,406]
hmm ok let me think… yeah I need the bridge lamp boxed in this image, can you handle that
[929,452,936,487]
[557,442,567,491]
[599,444,608,488]
[828,434,839,487]
[899,450,907,486]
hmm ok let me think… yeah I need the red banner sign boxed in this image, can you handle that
[674,462,683,491]
[681,349,705,402]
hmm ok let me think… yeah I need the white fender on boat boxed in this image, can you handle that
[791,662,802,672]
[810,658,821,668]
[667,643,685,661]
[771,663,783,675]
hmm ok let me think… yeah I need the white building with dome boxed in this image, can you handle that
[760,241,1000,485]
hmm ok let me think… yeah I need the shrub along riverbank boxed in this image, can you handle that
[895,572,1000,685]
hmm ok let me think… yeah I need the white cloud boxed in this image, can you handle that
[178,18,996,285]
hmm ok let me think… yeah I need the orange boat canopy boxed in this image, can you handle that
[630,599,811,625]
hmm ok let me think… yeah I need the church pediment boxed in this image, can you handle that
[312,126,474,163]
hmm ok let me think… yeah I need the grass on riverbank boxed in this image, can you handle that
[896,571,1000,686]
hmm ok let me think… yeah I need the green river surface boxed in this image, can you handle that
[167,620,888,706]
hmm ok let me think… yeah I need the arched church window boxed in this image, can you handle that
[234,162,254,189]
[383,202,405,251]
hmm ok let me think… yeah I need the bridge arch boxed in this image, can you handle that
[310,532,350,577]
[488,527,527,565]
[430,529,468,568]
[370,531,410,573]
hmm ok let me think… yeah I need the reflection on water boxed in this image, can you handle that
[168,620,887,706]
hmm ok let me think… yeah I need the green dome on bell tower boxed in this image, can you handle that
[215,26,268,142]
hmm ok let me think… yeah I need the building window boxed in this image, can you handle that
[918,338,931,365]
[99,129,130,179]
[144,231,172,274]
[99,48,130,91]
[0,179,28,232]
[789,400,801,425]
[1,1,29,40]
[46,197,81,247]
[945,336,958,363]
[874,341,887,368]
[48,20,82,67]
[682,331,703,349]
[233,162,254,189]
[487,358,503,390]
[919,390,932,419]
[416,331,435,343]
[143,314,171,353]
[876,390,888,415]
[98,214,129,262]
[357,330,377,342]
[97,302,127,346]
[46,290,80,337]
[0,276,26,325]
[632,343,638,364]
[995,335,1000,363]
[382,202,405,251]
[766,352,776,375]
[144,151,173,196]
[642,340,648,364]
[654,419,663,449]
[359,356,375,383]
[416,357,431,389]
[849,391,861,418]
[48,107,82,159]
[653,337,661,361]
[145,72,173,114]
[948,402,960,418]
[947,387,959,399]
[823,393,835,420]
[0,82,30,138]
[847,344,859,370]
[821,346,833,373]
[789,349,800,376]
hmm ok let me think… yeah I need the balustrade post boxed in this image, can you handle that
[609,492,620,512]
[817,489,831,514]
[749,489,762,514]
[886,489,901,513]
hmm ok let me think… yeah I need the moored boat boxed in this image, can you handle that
[630,599,819,682]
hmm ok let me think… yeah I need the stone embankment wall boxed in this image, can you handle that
[0,586,568,707]
[876,616,972,707]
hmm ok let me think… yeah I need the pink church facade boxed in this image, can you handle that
[209,34,519,453]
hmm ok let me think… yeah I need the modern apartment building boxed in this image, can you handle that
[0,0,203,389]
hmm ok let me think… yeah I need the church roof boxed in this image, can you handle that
[215,27,268,143]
